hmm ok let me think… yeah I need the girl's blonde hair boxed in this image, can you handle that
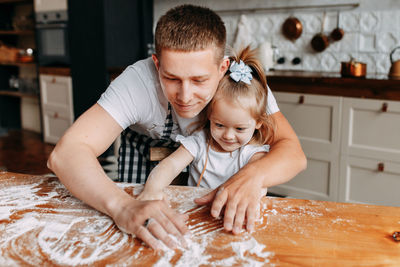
[192,46,276,145]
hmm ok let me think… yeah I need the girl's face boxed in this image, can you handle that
[209,97,261,152]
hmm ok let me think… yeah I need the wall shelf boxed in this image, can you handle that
[0,90,38,98]
[0,61,35,67]
[0,30,34,35]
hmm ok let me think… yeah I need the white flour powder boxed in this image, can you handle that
[0,178,274,266]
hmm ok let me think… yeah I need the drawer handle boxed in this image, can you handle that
[381,102,388,112]
[54,112,59,119]
[52,78,56,83]
[377,162,384,172]
[298,95,304,104]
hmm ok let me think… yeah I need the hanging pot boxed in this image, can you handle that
[311,13,329,52]
[330,12,344,41]
[282,17,303,41]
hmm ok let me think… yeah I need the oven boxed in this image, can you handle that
[35,10,69,66]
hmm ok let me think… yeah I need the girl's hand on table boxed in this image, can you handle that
[111,197,188,251]
[137,190,166,201]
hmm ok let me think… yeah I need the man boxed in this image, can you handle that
[48,4,306,250]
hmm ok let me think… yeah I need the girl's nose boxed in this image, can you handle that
[223,128,235,139]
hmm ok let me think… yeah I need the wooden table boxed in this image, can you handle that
[1,172,399,266]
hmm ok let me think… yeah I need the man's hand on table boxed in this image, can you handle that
[111,197,188,251]
[194,169,266,235]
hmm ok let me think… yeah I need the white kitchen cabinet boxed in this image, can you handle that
[272,92,400,206]
[339,97,400,206]
[339,156,400,206]
[341,98,400,162]
[39,74,73,144]
[271,92,342,201]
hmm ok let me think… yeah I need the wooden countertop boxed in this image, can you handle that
[267,70,400,101]
[2,172,399,266]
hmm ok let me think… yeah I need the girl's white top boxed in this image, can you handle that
[176,130,270,189]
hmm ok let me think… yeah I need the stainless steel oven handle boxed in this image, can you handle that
[36,23,67,29]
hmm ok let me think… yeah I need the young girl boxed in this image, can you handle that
[138,46,276,200]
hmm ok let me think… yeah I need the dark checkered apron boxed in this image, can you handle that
[117,103,180,183]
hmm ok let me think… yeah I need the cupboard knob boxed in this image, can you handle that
[54,112,59,118]
[381,102,388,112]
[299,95,305,104]
[51,78,56,83]
[377,162,384,172]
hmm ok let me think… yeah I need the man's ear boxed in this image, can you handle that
[219,57,230,78]
[152,54,160,71]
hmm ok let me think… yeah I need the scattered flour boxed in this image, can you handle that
[0,177,275,266]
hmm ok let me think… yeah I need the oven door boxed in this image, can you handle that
[36,23,70,66]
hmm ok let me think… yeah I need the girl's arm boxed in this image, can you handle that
[138,145,194,200]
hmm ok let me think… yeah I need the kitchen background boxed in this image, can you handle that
[0,0,399,206]
[155,0,400,75]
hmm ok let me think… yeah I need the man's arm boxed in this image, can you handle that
[48,103,188,250]
[195,111,307,234]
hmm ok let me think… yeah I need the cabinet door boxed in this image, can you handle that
[339,155,400,207]
[40,74,73,144]
[271,92,342,201]
[341,97,400,162]
[42,109,72,144]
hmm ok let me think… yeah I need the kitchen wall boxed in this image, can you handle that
[154,0,400,75]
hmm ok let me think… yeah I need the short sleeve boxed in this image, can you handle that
[241,144,270,165]
[175,131,206,161]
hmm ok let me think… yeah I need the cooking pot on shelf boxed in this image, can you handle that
[341,58,367,78]
[389,46,400,79]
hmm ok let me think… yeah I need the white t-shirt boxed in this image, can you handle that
[97,57,280,139]
[177,130,270,189]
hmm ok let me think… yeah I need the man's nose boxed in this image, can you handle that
[177,81,193,103]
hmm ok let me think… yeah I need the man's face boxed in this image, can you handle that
[153,48,229,118]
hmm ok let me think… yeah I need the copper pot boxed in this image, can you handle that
[341,59,367,78]
[389,46,400,79]
[311,33,330,52]
[282,17,302,41]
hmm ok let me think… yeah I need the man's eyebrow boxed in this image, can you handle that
[162,70,209,79]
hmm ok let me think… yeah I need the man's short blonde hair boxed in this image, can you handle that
[155,4,226,63]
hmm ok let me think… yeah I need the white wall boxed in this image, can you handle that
[154,0,400,75]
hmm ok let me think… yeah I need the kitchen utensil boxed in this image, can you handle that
[311,13,329,52]
[389,46,400,79]
[330,12,344,41]
[282,17,303,41]
[341,58,367,78]
[258,41,274,71]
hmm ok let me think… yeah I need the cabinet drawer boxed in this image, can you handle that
[341,97,400,162]
[339,156,400,207]
[274,92,342,154]
[42,109,73,144]
[40,74,73,116]
[270,154,339,201]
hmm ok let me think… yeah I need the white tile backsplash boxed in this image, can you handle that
[154,0,400,75]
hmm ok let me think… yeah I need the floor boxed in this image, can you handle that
[0,129,118,179]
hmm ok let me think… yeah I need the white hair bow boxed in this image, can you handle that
[229,60,253,85]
